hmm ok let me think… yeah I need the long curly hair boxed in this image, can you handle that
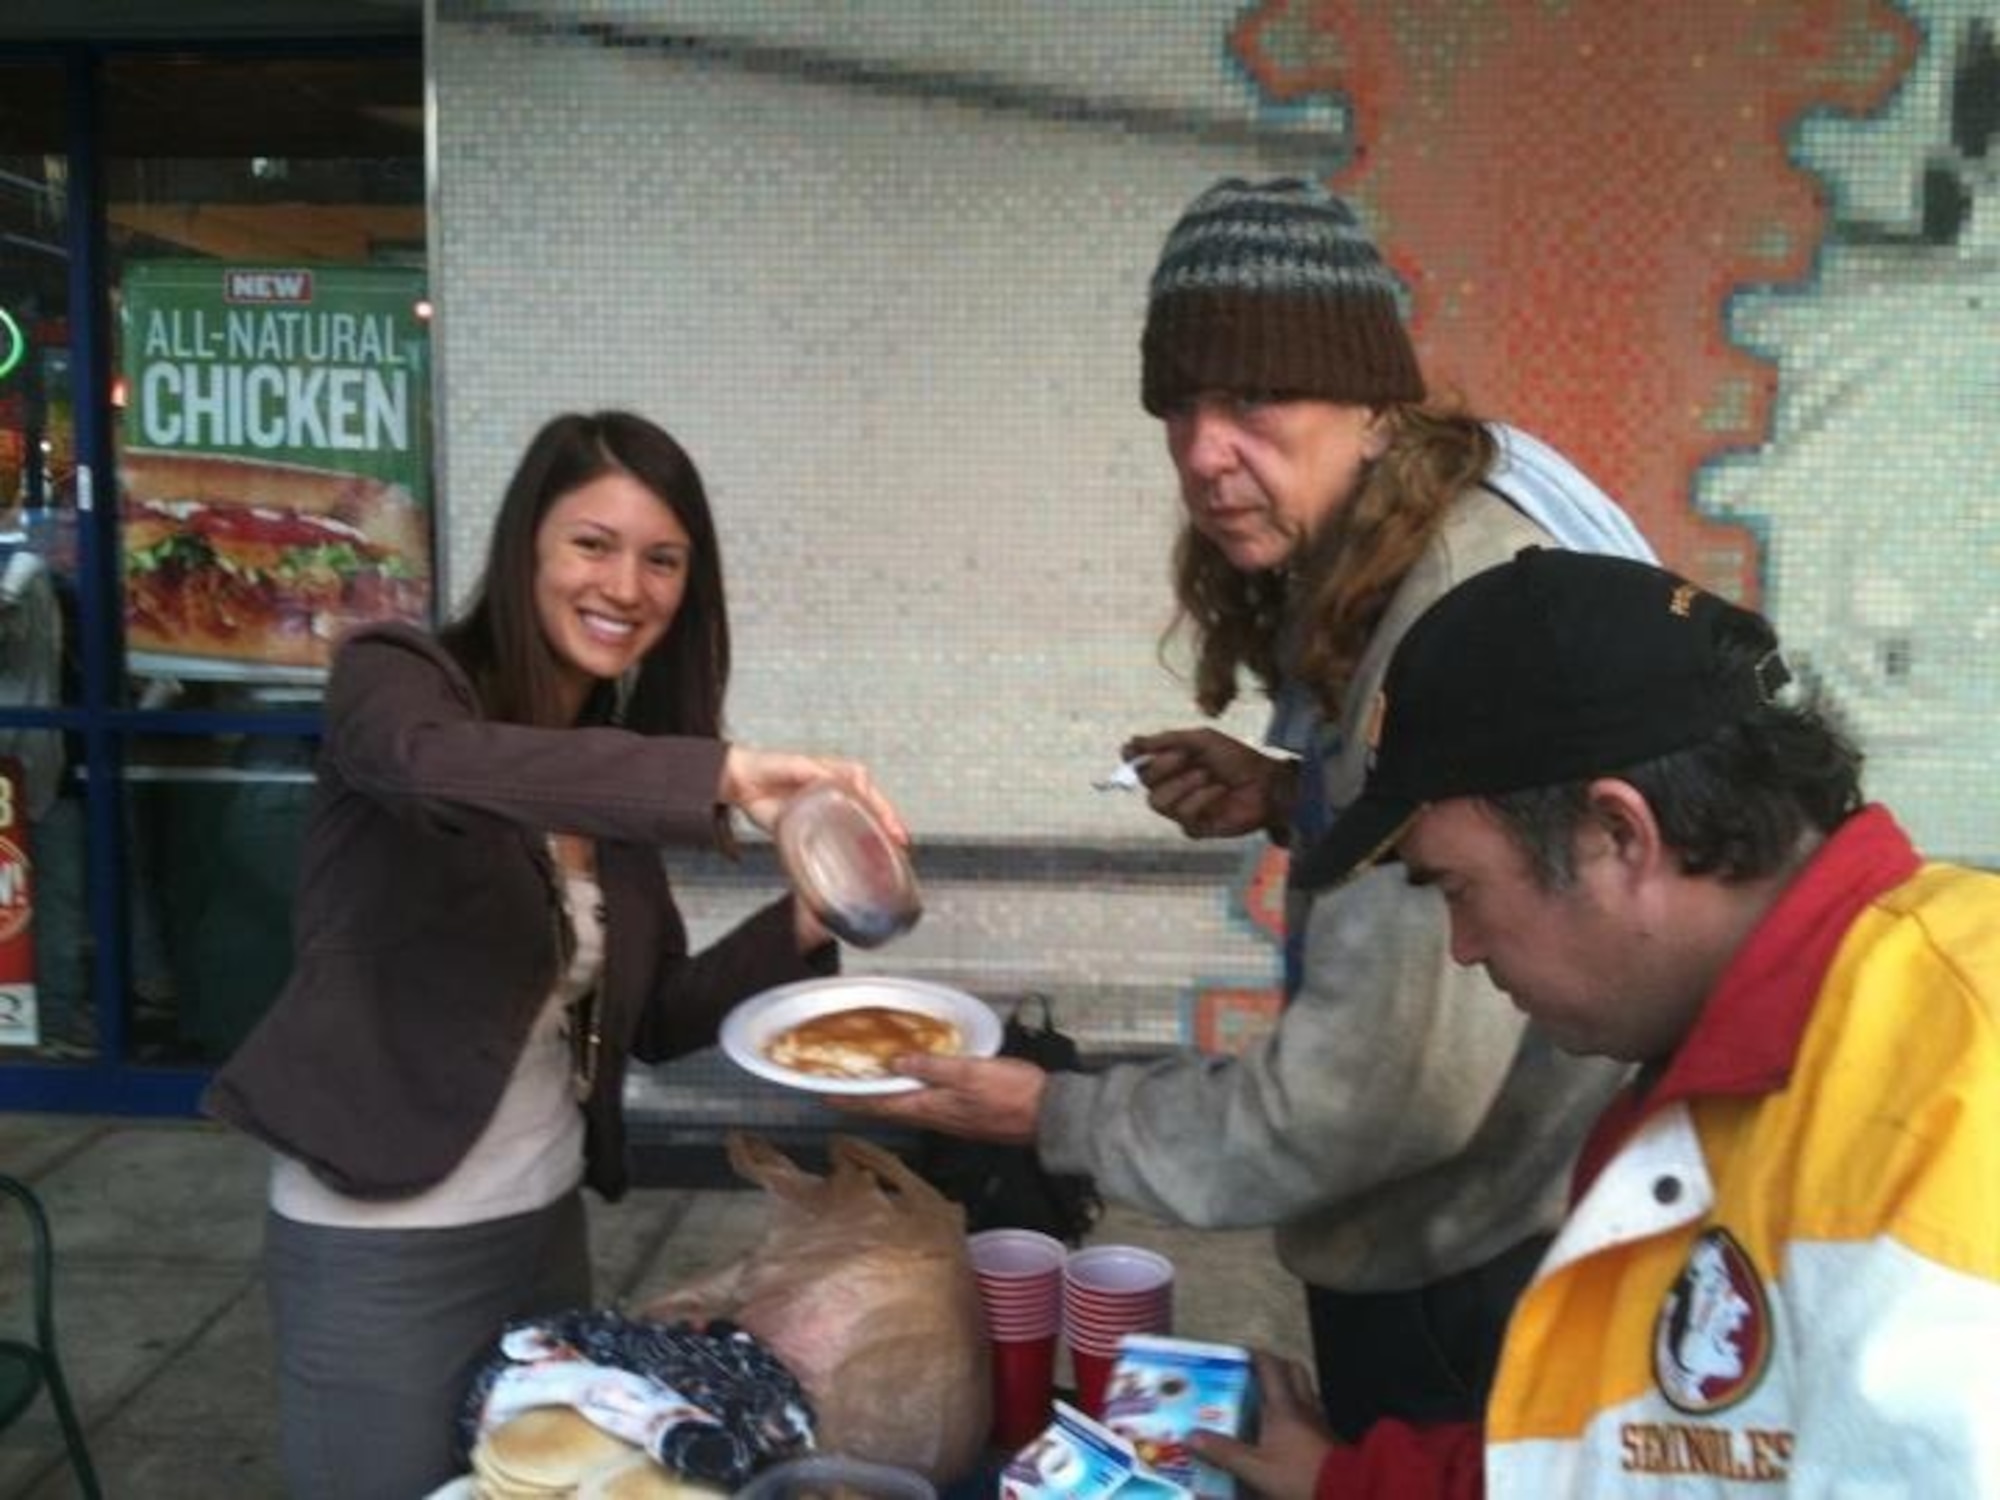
[1168,404,1496,720]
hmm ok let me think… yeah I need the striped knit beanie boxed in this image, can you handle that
[1140,177,1426,417]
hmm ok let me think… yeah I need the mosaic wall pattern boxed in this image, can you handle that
[433,2,1998,1080]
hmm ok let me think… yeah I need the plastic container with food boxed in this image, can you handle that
[773,780,922,948]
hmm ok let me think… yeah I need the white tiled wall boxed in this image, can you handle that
[430,3,2000,1072]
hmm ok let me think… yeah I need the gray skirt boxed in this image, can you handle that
[264,1190,591,1500]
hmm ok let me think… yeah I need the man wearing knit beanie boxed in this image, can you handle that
[845,176,1649,1442]
[1140,177,1426,419]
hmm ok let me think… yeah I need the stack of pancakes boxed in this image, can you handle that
[465,1408,729,1499]
[765,1005,963,1080]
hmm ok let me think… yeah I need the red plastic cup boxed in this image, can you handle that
[972,1228,1067,1280]
[1061,1245,1174,1382]
[972,1229,1064,1344]
[989,1331,1058,1451]
[1063,1322,1163,1357]
[1069,1344,1117,1421]
[1065,1245,1174,1301]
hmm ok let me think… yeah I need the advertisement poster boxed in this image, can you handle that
[119,261,433,680]
[0,758,37,1049]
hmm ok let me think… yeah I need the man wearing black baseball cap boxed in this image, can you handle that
[1195,549,2000,1498]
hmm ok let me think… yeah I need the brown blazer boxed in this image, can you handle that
[204,623,832,1201]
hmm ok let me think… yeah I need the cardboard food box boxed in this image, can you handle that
[1000,1401,1188,1500]
[1098,1335,1257,1500]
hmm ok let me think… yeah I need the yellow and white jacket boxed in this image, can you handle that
[1320,806,2000,1497]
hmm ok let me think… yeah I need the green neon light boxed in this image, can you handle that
[0,309,23,381]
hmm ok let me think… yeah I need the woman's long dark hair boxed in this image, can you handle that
[441,411,731,737]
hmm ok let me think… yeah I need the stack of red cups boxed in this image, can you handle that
[967,1229,1066,1450]
[1060,1244,1175,1419]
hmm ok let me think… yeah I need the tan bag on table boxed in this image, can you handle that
[644,1133,991,1485]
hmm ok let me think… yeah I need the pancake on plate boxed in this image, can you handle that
[764,1005,963,1080]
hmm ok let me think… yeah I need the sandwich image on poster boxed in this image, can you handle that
[121,448,430,673]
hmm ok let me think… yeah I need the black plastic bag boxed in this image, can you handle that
[916,994,1103,1246]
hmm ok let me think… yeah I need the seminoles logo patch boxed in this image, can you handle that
[1652,1228,1771,1414]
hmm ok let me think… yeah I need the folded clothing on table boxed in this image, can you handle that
[458,1310,816,1489]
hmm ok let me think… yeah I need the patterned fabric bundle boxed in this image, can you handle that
[458,1311,815,1488]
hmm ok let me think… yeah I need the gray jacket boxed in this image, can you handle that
[1038,490,1629,1291]
[204,624,831,1202]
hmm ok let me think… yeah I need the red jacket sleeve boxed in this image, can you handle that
[1315,1419,1483,1499]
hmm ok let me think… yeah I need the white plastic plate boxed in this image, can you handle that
[719,975,1002,1096]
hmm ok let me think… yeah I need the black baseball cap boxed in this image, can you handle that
[1292,548,1792,890]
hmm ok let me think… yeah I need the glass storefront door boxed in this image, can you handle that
[0,42,426,1109]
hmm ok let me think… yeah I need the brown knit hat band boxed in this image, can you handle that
[1141,286,1426,416]
[1139,177,1426,417]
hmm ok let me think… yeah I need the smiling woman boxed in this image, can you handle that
[197,408,911,1500]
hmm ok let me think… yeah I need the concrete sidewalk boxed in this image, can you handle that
[0,1111,1309,1499]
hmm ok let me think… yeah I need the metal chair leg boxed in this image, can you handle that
[1,1175,104,1499]
[41,1347,103,1500]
